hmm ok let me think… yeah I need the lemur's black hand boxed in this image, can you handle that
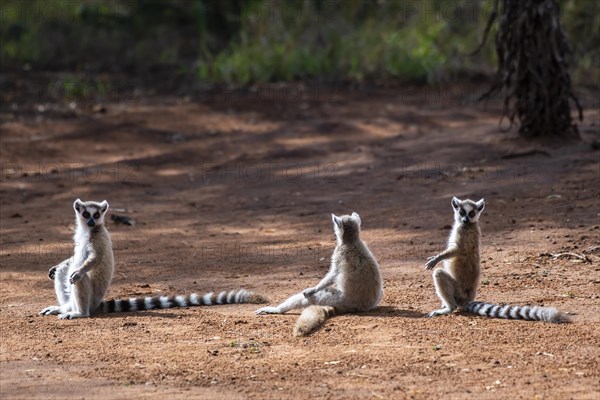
[425,256,438,270]
[48,266,57,280]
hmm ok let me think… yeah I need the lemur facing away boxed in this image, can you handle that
[256,212,383,336]
[425,197,570,323]
[40,199,266,319]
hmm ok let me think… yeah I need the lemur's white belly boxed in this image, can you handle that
[71,244,87,270]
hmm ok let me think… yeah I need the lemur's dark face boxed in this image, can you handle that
[451,197,485,225]
[73,199,109,228]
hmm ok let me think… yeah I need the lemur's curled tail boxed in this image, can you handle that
[464,301,571,323]
[293,305,336,336]
[100,289,267,313]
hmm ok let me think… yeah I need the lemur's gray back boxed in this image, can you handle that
[255,212,384,336]
[332,213,383,313]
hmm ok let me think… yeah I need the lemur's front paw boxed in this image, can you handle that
[48,266,57,280]
[302,288,318,298]
[425,256,438,270]
[69,271,83,284]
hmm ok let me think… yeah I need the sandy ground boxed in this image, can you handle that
[1,84,599,399]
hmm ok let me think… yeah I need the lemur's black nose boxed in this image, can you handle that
[87,219,95,227]
[462,217,470,223]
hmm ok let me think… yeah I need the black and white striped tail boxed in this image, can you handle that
[100,289,267,313]
[464,301,570,323]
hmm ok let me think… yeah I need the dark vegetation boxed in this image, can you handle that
[478,0,585,139]
[1,0,598,138]
[2,0,598,84]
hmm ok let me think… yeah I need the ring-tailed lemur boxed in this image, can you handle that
[425,196,570,323]
[256,212,383,336]
[39,199,266,319]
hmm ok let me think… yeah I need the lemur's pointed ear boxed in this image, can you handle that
[351,212,361,226]
[100,200,109,213]
[332,214,342,228]
[451,197,461,210]
[476,198,485,212]
[73,199,83,212]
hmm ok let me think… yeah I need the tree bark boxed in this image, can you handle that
[477,0,583,139]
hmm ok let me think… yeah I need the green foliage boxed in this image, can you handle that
[561,0,600,81]
[1,0,597,85]
[47,75,113,101]
[204,0,484,84]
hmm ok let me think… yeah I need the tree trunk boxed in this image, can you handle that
[477,0,583,139]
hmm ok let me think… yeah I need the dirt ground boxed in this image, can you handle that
[1,83,599,399]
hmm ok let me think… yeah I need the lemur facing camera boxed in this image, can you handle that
[425,197,570,323]
[40,199,266,319]
[256,212,383,336]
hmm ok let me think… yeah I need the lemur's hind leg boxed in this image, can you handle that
[39,305,66,316]
[256,293,309,314]
[304,287,344,308]
[428,268,459,317]
[39,260,72,315]
[256,287,345,315]
[53,260,71,306]
[59,274,93,319]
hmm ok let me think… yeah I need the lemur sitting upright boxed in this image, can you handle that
[40,199,265,319]
[256,212,383,336]
[425,196,569,323]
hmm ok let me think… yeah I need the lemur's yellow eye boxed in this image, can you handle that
[93,212,100,219]
[82,211,90,218]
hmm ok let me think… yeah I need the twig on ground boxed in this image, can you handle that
[583,245,600,254]
[538,252,592,263]
[501,150,551,159]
